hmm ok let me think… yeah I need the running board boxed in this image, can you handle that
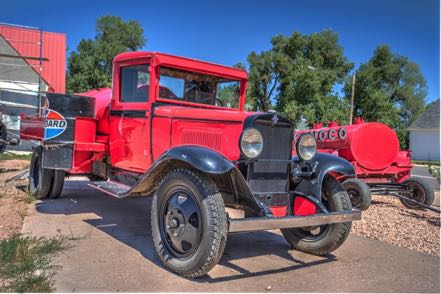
[89,180,131,198]
[228,210,361,233]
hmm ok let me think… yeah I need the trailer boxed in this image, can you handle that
[295,119,436,212]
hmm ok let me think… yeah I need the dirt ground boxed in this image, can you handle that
[0,160,30,240]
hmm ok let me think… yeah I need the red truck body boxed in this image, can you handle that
[21,52,250,175]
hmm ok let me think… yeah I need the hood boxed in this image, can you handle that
[154,105,259,123]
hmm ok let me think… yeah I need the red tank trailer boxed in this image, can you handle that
[295,118,435,211]
[17,51,362,278]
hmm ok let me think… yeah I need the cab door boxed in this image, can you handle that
[109,60,152,173]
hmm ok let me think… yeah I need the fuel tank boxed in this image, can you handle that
[77,88,112,135]
[297,120,400,171]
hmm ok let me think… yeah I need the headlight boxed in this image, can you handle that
[296,133,317,161]
[240,128,263,158]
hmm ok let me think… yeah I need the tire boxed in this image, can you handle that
[151,169,228,278]
[29,146,54,199]
[281,175,352,256]
[399,177,435,209]
[48,170,65,199]
[342,178,371,210]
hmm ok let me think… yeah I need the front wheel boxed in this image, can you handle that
[281,175,352,256]
[151,169,227,278]
[399,177,435,209]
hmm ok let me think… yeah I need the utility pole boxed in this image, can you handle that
[349,73,355,125]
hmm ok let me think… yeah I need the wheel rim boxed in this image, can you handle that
[160,189,202,257]
[401,182,426,208]
[347,189,361,207]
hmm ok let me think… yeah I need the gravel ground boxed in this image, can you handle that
[0,160,30,240]
[352,193,440,256]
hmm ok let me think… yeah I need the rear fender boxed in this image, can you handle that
[294,153,355,200]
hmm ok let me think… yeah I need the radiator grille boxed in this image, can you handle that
[247,117,293,193]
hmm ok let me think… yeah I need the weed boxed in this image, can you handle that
[0,235,69,292]
[0,152,32,162]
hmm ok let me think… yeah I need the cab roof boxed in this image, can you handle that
[113,51,248,80]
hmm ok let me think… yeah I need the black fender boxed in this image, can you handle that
[161,145,235,174]
[294,153,355,200]
[126,145,265,215]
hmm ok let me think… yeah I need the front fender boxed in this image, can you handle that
[163,145,235,174]
[128,145,236,196]
[294,153,355,199]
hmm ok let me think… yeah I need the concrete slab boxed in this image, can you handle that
[22,180,440,293]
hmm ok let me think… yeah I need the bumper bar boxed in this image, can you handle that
[228,210,361,233]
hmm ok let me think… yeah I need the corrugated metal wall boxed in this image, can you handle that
[0,24,66,93]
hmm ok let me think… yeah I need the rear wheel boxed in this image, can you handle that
[48,170,65,199]
[399,177,435,209]
[281,175,352,255]
[342,178,371,210]
[151,169,227,278]
[29,146,53,199]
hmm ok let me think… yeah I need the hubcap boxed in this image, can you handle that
[401,182,425,207]
[161,191,202,257]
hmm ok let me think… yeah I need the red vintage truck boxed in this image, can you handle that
[295,119,435,211]
[20,51,361,278]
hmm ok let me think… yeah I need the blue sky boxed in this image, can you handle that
[1,0,439,102]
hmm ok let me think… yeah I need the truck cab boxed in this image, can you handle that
[20,51,360,278]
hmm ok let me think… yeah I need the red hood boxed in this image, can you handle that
[154,105,260,122]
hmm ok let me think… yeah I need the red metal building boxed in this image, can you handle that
[0,24,66,93]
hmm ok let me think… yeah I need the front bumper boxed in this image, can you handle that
[228,210,361,233]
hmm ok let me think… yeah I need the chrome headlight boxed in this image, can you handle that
[296,133,317,161]
[240,128,263,158]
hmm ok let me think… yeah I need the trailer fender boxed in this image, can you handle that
[294,153,355,200]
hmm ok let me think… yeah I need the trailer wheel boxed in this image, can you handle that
[281,175,352,255]
[151,169,228,278]
[342,178,371,210]
[48,170,65,199]
[29,146,53,199]
[399,177,435,209]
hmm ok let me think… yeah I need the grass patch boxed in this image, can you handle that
[0,235,68,292]
[429,166,440,181]
[0,152,32,161]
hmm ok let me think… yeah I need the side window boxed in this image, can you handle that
[120,64,150,102]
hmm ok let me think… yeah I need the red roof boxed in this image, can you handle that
[0,25,66,93]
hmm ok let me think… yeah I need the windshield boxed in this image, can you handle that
[158,67,240,109]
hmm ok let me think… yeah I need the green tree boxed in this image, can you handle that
[67,16,146,93]
[344,45,427,148]
[245,30,353,126]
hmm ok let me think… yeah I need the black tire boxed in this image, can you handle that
[48,170,65,199]
[151,169,228,278]
[399,177,435,209]
[29,146,54,199]
[342,178,372,210]
[281,175,352,256]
